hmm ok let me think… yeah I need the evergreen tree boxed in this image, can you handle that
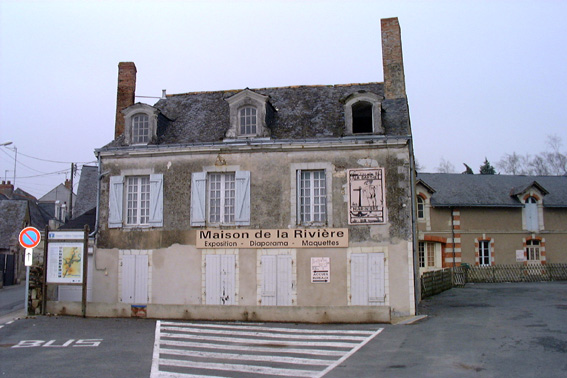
[480,158,496,175]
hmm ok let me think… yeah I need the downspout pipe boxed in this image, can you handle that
[408,138,420,314]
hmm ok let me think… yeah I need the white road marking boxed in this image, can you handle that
[151,321,383,378]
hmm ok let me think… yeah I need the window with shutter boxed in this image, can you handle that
[191,171,250,226]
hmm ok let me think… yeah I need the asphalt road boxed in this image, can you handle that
[1,282,566,377]
[0,283,24,317]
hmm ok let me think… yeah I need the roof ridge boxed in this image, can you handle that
[166,82,383,98]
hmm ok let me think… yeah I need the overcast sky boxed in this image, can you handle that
[1,0,566,198]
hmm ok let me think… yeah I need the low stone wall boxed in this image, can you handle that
[46,301,391,323]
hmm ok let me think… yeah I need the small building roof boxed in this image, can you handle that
[416,173,567,208]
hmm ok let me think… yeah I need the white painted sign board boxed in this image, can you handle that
[311,257,330,283]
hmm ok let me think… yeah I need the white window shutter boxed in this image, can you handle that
[134,255,149,304]
[234,171,250,225]
[121,255,135,303]
[220,255,235,305]
[525,202,538,231]
[261,255,277,305]
[368,253,385,303]
[351,254,368,305]
[149,174,163,227]
[277,255,292,305]
[205,255,221,304]
[108,176,124,228]
[191,172,207,226]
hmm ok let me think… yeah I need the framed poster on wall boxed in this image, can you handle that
[47,243,84,284]
[348,168,386,225]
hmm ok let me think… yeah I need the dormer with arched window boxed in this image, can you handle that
[344,92,384,135]
[122,103,160,145]
[225,89,273,139]
[510,181,548,232]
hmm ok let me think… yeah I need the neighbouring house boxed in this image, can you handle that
[0,181,50,286]
[38,180,76,228]
[416,173,567,274]
[48,18,418,322]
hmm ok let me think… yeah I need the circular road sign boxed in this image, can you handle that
[19,227,41,249]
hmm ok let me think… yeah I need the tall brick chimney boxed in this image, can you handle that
[115,62,137,139]
[381,18,406,100]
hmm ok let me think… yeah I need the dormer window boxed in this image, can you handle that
[225,89,272,139]
[239,107,257,135]
[132,113,150,144]
[122,103,160,145]
[352,101,373,134]
[344,92,384,135]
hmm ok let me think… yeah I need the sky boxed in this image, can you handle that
[1,0,566,198]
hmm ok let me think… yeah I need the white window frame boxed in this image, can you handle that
[131,113,150,144]
[290,163,333,227]
[418,241,442,272]
[298,170,327,225]
[417,196,425,219]
[526,239,541,261]
[126,176,151,226]
[239,107,257,136]
[478,240,491,266]
[208,172,236,224]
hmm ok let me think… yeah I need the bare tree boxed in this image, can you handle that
[497,152,530,175]
[436,157,456,173]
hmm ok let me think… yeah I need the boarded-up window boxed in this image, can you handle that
[206,255,235,305]
[261,255,292,306]
[351,253,385,305]
[121,254,148,304]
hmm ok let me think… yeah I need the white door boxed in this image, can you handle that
[206,255,235,305]
[351,253,385,305]
[121,254,148,304]
[261,255,292,305]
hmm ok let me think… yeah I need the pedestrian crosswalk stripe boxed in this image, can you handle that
[160,325,369,341]
[151,320,383,378]
[160,320,376,335]
[160,339,346,356]
[160,347,333,365]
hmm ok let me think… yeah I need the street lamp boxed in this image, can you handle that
[0,141,17,186]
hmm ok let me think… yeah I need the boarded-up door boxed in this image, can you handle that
[351,253,385,305]
[261,255,292,305]
[121,254,148,304]
[206,255,235,305]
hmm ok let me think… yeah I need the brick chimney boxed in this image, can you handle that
[0,180,14,198]
[381,18,406,100]
[115,62,137,139]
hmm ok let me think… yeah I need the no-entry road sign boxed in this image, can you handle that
[19,227,41,249]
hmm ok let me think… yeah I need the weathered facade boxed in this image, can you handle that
[47,18,418,322]
[416,173,567,274]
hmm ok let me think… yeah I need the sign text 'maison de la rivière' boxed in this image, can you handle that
[196,228,348,249]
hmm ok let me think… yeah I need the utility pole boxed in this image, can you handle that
[67,163,75,220]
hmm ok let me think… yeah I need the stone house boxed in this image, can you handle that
[416,173,567,274]
[47,18,418,322]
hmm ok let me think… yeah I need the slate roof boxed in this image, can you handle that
[63,207,96,231]
[0,201,28,249]
[103,83,410,148]
[417,173,567,208]
[73,165,98,218]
